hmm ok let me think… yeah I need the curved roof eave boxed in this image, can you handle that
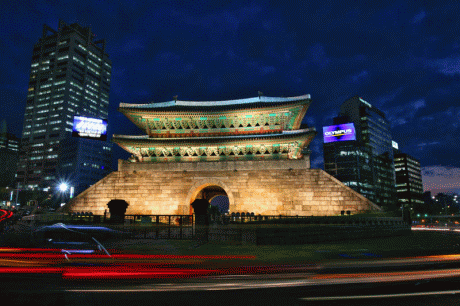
[119,94,311,110]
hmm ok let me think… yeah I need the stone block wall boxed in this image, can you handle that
[63,159,380,216]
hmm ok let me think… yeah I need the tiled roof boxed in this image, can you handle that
[119,94,311,111]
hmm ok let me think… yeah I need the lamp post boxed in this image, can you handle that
[58,182,74,207]
[15,182,20,207]
[59,183,68,207]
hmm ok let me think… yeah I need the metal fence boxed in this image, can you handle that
[20,213,196,240]
[226,213,405,225]
[226,213,314,224]
[113,215,195,240]
[123,214,194,226]
[19,212,405,243]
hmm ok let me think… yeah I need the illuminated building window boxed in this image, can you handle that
[89,51,102,61]
[54,80,66,86]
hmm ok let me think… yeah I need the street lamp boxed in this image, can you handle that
[57,182,74,207]
[15,182,20,207]
[58,182,69,207]
[59,183,68,192]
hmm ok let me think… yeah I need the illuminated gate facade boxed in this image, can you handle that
[63,95,380,216]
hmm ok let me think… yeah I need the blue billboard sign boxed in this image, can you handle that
[72,116,108,141]
[323,123,356,143]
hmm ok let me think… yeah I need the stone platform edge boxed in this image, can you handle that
[118,158,310,172]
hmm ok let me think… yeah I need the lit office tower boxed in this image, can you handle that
[323,96,396,210]
[393,147,424,213]
[17,21,112,191]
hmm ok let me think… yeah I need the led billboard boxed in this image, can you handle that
[72,116,108,141]
[323,123,356,143]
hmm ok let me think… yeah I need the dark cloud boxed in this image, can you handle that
[387,99,426,127]
[412,11,426,24]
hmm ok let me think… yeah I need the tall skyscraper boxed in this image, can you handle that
[17,21,112,192]
[323,96,397,210]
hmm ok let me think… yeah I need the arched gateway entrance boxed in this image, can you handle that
[185,179,235,215]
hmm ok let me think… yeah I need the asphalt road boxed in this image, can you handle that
[4,224,460,305]
[4,271,460,306]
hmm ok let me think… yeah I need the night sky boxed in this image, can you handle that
[1,1,459,195]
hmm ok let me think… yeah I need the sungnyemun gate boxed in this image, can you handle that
[63,94,380,216]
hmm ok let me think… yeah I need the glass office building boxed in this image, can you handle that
[394,152,424,212]
[323,96,397,210]
[17,21,112,193]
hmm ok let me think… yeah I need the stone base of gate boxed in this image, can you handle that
[62,159,381,217]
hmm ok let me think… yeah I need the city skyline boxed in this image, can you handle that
[1,1,459,195]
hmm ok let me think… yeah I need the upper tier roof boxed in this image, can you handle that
[119,94,311,111]
[113,128,316,144]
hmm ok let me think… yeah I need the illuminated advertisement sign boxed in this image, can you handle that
[72,116,108,141]
[323,123,356,143]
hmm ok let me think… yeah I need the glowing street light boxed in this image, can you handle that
[59,183,69,192]
[57,182,74,207]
